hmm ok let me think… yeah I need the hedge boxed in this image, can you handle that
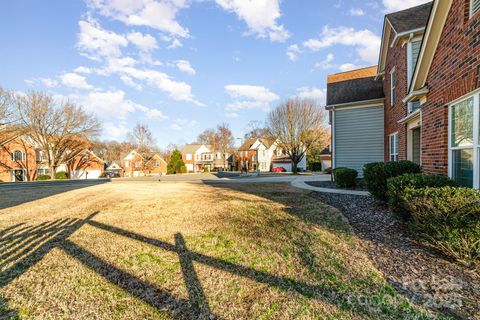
[387,174,457,219]
[333,167,358,188]
[55,171,68,180]
[402,186,480,265]
[363,161,421,201]
[37,175,51,181]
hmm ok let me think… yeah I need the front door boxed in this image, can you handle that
[412,127,421,164]
[12,169,25,182]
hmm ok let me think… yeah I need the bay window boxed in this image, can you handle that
[449,91,480,188]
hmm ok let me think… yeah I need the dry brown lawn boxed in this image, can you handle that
[0,181,434,319]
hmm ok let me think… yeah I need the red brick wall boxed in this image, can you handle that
[384,38,409,161]
[0,139,38,181]
[421,0,480,174]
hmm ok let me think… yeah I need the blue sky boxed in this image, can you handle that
[0,0,429,148]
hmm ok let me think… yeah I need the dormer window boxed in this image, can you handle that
[471,0,480,17]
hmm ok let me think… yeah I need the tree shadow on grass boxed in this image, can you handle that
[0,180,110,210]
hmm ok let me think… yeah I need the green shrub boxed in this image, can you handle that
[55,171,68,180]
[387,174,457,219]
[167,149,185,174]
[363,161,421,201]
[402,187,480,265]
[308,162,322,172]
[203,167,210,173]
[179,166,187,174]
[37,175,51,181]
[333,167,358,188]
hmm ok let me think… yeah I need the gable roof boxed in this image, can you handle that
[386,2,433,33]
[238,138,257,151]
[327,67,385,106]
[182,144,205,154]
[409,0,453,95]
[327,66,378,84]
[258,138,276,149]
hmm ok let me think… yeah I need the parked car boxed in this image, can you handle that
[272,167,286,173]
[100,171,120,178]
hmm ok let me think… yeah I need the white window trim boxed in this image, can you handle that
[389,132,399,161]
[471,0,480,18]
[390,68,396,107]
[448,90,480,189]
[406,36,422,87]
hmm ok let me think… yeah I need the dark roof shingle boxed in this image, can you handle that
[327,76,385,106]
[386,2,433,33]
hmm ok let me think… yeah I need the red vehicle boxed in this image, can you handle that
[272,167,286,173]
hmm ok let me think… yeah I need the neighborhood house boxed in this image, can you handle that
[328,0,480,187]
[182,144,232,172]
[122,150,167,177]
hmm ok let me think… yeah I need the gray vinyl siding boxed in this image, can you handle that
[334,105,384,176]
[411,40,421,71]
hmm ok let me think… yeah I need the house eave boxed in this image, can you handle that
[398,108,421,124]
[402,87,429,103]
[326,98,385,110]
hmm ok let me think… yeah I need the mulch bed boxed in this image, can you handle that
[310,192,480,319]
[305,180,367,191]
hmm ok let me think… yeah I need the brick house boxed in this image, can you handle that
[182,144,232,172]
[122,150,167,177]
[0,134,105,182]
[328,0,480,187]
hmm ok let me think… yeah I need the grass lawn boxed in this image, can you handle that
[0,182,437,319]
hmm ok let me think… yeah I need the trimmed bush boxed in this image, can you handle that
[203,167,210,173]
[387,174,457,219]
[402,186,480,265]
[333,167,358,188]
[179,166,187,174]
[37,175,51,181]
[363,161,421,201]
[55,171,68,180]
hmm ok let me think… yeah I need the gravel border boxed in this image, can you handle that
[310,192,480,319]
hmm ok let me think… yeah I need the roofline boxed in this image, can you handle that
[326,98,385,110]
[389,27,426,48]
[402,86,429,103]
[409,0,453,94]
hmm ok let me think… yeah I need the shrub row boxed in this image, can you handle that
[361,160,479,265]
[333,167,357,188]
[363,161,421,201]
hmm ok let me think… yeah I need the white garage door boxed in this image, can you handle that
[72,170,102,179]
[272,163,292,172]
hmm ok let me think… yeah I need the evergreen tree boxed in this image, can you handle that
[167,149,185,174]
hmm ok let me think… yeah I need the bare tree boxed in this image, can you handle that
[127,123,156,154]
[214,123,234,170]
[196,129,216,146]
[16,91,101,177]
[0,87,18,144]
[244,120,270,140]
[267,98,329,174]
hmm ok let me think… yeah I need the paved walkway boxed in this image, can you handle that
[290,177,371,196]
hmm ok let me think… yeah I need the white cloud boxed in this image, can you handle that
[338,63,364,72]
[25,77,59,88]
[224,84,279,111]
[349,8,365,16]
[166,38,183,49]
[127,31,158,51]
[175,60,196,75]
[73,66,93,74]
[225,112,239,118]
[296,87,327,105]
[120,75,143,90]
[60,73,94,90]
[87,0,190,38]
[103,121,128,140]
[286,44,301,62]
[64,89,167,121]
[314,53,335,69]
[383,0,431,12]
[215,0,290,42]
[303,26,381,64]
[170,118,198,130]
[77,18,128,61]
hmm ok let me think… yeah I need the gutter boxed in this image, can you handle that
[402,87,429,103]
[326,98,385,110]
[390,27,426,48]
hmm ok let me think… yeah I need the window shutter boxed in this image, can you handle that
[472,0,480,17]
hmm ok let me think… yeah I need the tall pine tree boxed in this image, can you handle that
[167,149,186,174]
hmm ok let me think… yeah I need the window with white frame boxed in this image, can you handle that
[11,150,25,161]
[186,153,192,161]
[390,68,396,107]
[389,133,399,161]
[449,92,480,188]
[471,0,480,17]
[407,40,422,86]
[154,160,160,168]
